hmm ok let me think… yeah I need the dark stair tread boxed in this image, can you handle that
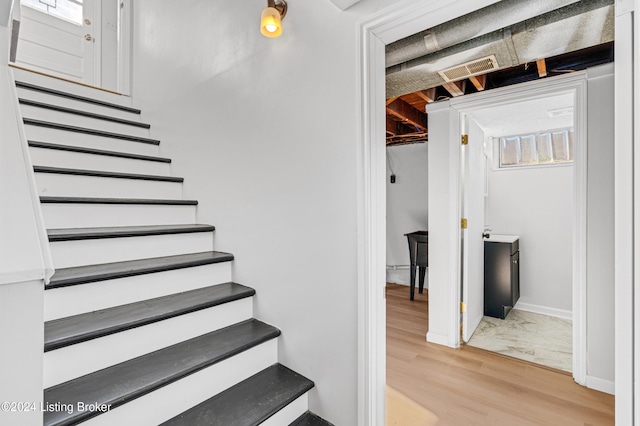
[48,224,214,241]
[40,196,197,205]
[43,319,280,426]
[15,81,141,114]
[34,165,183,183]
[19,98,150,128]
[45,282,255,351]
[23,118,160,145]
[28,140,171,163]
[161,363,314,426]
[47,251,234,289]
[290,412,335,426]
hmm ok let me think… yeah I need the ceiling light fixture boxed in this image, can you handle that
[261,0,287,38]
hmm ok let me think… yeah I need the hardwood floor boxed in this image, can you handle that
[385,283,614,425]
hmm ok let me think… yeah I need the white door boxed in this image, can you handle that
[15,0,99,85]
[461,115,486,342]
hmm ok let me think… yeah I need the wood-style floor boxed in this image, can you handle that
[385,283,614,425]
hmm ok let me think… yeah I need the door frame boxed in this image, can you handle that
[448,73,588,385]
[116,0,131,95]
[356,0,634,424]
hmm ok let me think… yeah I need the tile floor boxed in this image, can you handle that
[466,309,572,372]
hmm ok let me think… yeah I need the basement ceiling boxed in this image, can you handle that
[385,0,614,146]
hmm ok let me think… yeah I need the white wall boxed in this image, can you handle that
[130,0,404,423]
[486,160,574,316]
[386,143,428,285]
[585,65,614,387]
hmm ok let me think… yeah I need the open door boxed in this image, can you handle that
[461,115,486,343]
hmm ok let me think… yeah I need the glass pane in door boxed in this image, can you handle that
[21,0,83,25]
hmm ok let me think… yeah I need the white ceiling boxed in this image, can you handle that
[469,93,574,137]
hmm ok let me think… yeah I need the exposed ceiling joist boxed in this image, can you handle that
[536,58,548,77]
[386,98,428,131]
[386,116,398,135]
[415,88,437,103]
[442,80,466,97]
[469,74,487,91]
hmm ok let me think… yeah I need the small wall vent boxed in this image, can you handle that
[438,55,499,82]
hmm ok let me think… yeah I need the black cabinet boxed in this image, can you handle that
[484,238,520,319]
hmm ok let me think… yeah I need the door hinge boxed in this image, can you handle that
[461,134,469,145]
[460,302,466,313]
[461,218,468,229]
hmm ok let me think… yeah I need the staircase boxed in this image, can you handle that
[13,69,333,426]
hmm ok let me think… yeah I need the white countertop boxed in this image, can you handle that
[485,234,519,243]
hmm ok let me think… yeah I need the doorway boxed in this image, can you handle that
[13,0,131,93]
[357,1,627,424]
[460,92,577,374]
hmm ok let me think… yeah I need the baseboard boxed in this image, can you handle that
[385,269,410,286]
[426,331,451,347]
[514,301,572,320]
[385,268,428,288]
[585,375,615,395]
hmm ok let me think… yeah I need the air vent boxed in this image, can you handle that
[438,55,499,83]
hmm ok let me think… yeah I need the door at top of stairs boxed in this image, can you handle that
[15,0,130,93]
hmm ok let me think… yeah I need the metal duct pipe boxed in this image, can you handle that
[385,0,614,98]
[385,0,582,67]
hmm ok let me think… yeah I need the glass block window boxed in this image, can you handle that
[21,0,83,25]
[499,128,574,168]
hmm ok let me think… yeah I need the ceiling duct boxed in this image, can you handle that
[385,0,614,99]
[385,0,584,68]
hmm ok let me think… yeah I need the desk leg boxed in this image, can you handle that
[410,265,416,301]
[418,267,426,294]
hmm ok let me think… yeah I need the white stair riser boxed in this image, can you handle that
[44,297,253,388]
[12,68,136,109]
[21,104,151,139]
[44,262,232,321]
[24,125,160,157]
[81,340,278,426]
[51,232,214,268]
[35,173,183,199]
[261,394,309,426]
[17,88,143,122]
[30,147,172,176]
[41,203,196,228]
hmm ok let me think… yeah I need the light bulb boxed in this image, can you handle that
[261,6,282,38]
